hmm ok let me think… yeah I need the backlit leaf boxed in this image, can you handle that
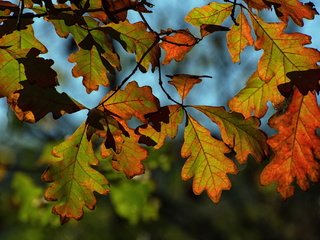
[101,0,152,23]
[160,30,197,65]
[263,0,318,26]
[0,48,25,97]
[185,2,233,26]
[230,17,320,118]
[227,10,254,63]
[195,106,268,163]
[42,123,110,223]
[228,71,283,118]
[244,0,269,9]
[166,74,208,100]
[101,126,148,178]
[106,20,160,72]
[102,81,160,122]
[138,105,184,149]
[253,15,320,82]
[260,90,320,198]
[69,46,111,93]
[181,116,238,203]
[0,24,47,57]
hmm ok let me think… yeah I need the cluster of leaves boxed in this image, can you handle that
[0,0,319,224]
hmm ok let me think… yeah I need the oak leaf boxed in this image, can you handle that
[185,2,233,26]
[137,105,184,149]
[166,74,210,100]
[0,24,47,57]
[101,125,148,178]
[160,30,197,65]
[181,115,238,203]
[229,17,320,118]
[278,69,320,97]
[42,123,110,223]
[102,81,160,123]
[0,48,25,97]
[195,106,268,163]
[263,0,318,26]
[106,20,160,72]
[260,90,320,198]
[244,0,269,9]
[226,10,254,63]
[69,46,111,93]
[253,15,320,83]
[228,71,283,118]
[101,0,152,23]
[8,81,85,123]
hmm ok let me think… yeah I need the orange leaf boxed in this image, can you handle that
[244,0,269,9]
[181,115,238,203]
[227,10,254,63]
[101,0,152,23]
[102,81,160,122]
[262,0,318,26]
[160,30,197,65]
[260,90,320,198]
[101,126,147,178]
[137,105,184,149]
[230,16,320,118]
[166,74,209,100]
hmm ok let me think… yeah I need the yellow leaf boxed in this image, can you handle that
[252,15,320,82]
[195,106,268,163]
[227,10,254,63]
[185,2,233,26]
[181,116,238,203]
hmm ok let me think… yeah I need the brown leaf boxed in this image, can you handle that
[8,81,85,123]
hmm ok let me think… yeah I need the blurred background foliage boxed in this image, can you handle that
[1,0,320,239]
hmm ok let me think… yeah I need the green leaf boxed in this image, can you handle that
[0,48,25,97]
[12,172,59,226]
[69,46,112,93]
[110,180,159,225]
[41,123,110,223]
[106,20,160,72]
[185,2,233,26]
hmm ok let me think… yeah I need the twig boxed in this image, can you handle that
[96,39,160,108]
[157,58,184,106]
[16,0,24,30]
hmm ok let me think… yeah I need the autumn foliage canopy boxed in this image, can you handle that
[0,0,319,224]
